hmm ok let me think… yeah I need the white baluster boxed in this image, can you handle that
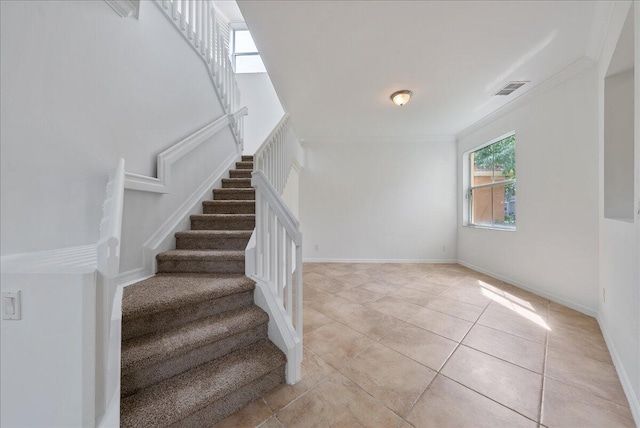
[190,0,196,40]
[172,0,179,20]
[286,237,292,317]
[255,188,263,277]
[277,222,283,300]
[295,244,303,334]
[180,0,186,30]
[162,0,169,10]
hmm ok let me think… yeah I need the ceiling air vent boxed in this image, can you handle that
[494,81,529,96]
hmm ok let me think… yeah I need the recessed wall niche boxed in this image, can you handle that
[604,5,635,222]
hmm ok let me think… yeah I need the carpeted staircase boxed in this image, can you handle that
[120,156,286,427]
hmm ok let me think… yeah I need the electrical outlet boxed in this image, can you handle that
[314,244,319,251]
[602,288,606,303]
[442,245,446,252]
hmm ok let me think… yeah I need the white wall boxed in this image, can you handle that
[598,2,639,422]
[236,73,285,154]
[1,269,96,428]
[457,66,600,313]
[0,0,225,256]
[604,69,635,220]
[301,140,457,262]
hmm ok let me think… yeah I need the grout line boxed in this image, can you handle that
[398,297,493,425]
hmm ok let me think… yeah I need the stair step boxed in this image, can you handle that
[176,230,253,250]
[121,341,285,428]
[214,188,255,200]
[202,200,255,214]
[241,155,254,162]
[121,306,269,397]
[229,169,252,179]
[157,250,245,274]
[190,213,255,230]
[122,274,255,340]
[235,161,254,170]
[222,178,252,188]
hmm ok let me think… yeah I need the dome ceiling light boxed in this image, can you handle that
[390,90,412,106]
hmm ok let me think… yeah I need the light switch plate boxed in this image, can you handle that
[2,291,22,320]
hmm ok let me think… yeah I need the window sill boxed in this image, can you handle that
[463,224,516,232]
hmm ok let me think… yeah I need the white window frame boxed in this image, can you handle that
[462,131,516,231]
[230,24,266,74]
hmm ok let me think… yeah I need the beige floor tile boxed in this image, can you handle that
[303,321,374,369]
[425,296,484,322]
[331,306,403,340]
[548,307,601,336]
[302,285,332,304]
[407,308,473,342]
[276,373,402,427]
[306,294,365,319]
[407,375,537,428]
[358,280,400,295]
[321,265,352,277]
[380,323,457,371]
[542,378,635,427]
[303,306,333,334]
[264,348,335,411]
[339,343,436,416]
[440,283,493,308]
[306,276,351,294]
[477,306,548,343]
[366,296,424,321]
[426,270,466,286]
[441,346,542,420]
[547,326,611,363]
[545,347,629,407]
[334,272,370,286]
[336,286,386,305]
[213,397,272,428]
[388,286,441,307]
[403,279,450,296]
[462,324,545,373]
[487,298,548,321]
[258,416,284,428]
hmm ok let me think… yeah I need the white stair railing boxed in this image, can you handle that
[96,158,126,425]
[254,115,295,194]
[247,115,303,383]
[155,0,244,145]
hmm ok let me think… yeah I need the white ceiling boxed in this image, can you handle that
[237,1,603,141]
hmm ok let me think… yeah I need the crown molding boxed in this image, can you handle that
[456,56,596,140]
[585,1,617,61]
[300,135,456,146]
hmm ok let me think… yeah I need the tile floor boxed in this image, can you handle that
[214,263,635,428]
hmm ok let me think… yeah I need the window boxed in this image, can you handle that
[231,28,266,73]
[467,133,516,229]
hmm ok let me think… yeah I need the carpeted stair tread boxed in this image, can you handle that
[157,249,245,260]
[175,230,253,238]
[235,161,254,169]
[176,230,252,250]
[122,305,268,373]
[222,178,252,188]
[120,340,285,428]
[213,188,255,200]
[122,274,254,320]
[202,200,255,214]
[241,155,253,162]
[229,169,252,179]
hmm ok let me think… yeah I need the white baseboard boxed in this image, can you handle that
[116,267,152,287]
[457,260,598,317]
[597,315,640,426]
[303,258,458,264]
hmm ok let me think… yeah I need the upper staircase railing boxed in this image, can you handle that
[246,115,303,383]
[156,0,244,145]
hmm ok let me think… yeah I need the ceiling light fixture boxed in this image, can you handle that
[390,90,412,106]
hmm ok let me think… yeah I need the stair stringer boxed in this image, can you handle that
[251,275,302,385]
